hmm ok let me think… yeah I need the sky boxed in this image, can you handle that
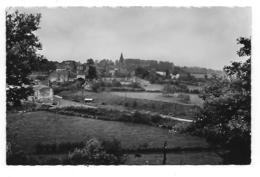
[15,7,251,70]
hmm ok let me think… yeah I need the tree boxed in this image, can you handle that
[190,37,251,164]
[86,59,97,81]
[87,58,94,65]
[135,67,149,79]
[6,10,42,107]
[30,56,56,73]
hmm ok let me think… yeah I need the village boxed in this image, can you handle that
[7,52,225,165]
[6,7,251,166]
[27,52,221,108]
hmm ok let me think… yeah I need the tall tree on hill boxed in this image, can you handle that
[6,10,42,107]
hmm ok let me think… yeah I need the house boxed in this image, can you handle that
[62,60,77,72]
[76,63,88,74]
[33,84,54,104]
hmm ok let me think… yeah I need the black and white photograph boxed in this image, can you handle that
[4,4,254,167]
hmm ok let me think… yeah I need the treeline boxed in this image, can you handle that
[30,56,57,73]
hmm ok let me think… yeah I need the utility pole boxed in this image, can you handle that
[162,141,167,165]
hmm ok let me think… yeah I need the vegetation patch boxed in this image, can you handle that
[7,138,126,165]
[49,106,187,130]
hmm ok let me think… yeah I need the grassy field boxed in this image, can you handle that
[6,111,221,164]
[110,91,203,106]
[58,90,200,119]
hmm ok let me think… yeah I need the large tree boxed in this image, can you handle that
[6,10,42,106]
[86,58,97,80]
[190,37,251,164]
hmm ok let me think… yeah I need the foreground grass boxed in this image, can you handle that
[7,111,209,153]
[6,111,224,164]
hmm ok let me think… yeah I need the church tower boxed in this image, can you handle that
[119,53,124,63]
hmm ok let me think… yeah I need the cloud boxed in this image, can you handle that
[14,7,251,69]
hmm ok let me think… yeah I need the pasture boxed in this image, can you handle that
[7,111,221,164]
[58,90,200,118]
[110,91,203,106]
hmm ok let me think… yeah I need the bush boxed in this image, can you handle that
[132,111,151,124]
[65,138,126,165]
[151,114,162,124]
[177,93,190,103]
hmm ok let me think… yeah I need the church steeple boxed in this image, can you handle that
[119,52,124,63]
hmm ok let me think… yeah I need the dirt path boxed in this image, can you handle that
[159,114,193,123]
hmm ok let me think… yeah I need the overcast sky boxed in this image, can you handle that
[15,7,251,70]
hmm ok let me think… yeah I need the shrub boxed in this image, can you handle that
[151,114,162,124]
[65,138,126,165]
[132,111,151,124]
[177,93,190,103]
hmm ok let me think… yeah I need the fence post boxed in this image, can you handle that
[163,141,167,165]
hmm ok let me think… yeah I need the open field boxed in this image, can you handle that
[110,91,204,106]
[7,111,221,164]
[58,90,200,119]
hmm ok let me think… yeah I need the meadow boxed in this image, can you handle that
[110,91,204,106]
[58,90,200,119]
[7,111,222,164]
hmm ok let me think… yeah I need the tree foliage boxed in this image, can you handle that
[86,59,97,80]
[30,55,57,72]
[66,138,126,165]
[191,37,251,164]
[6,10,43,106]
